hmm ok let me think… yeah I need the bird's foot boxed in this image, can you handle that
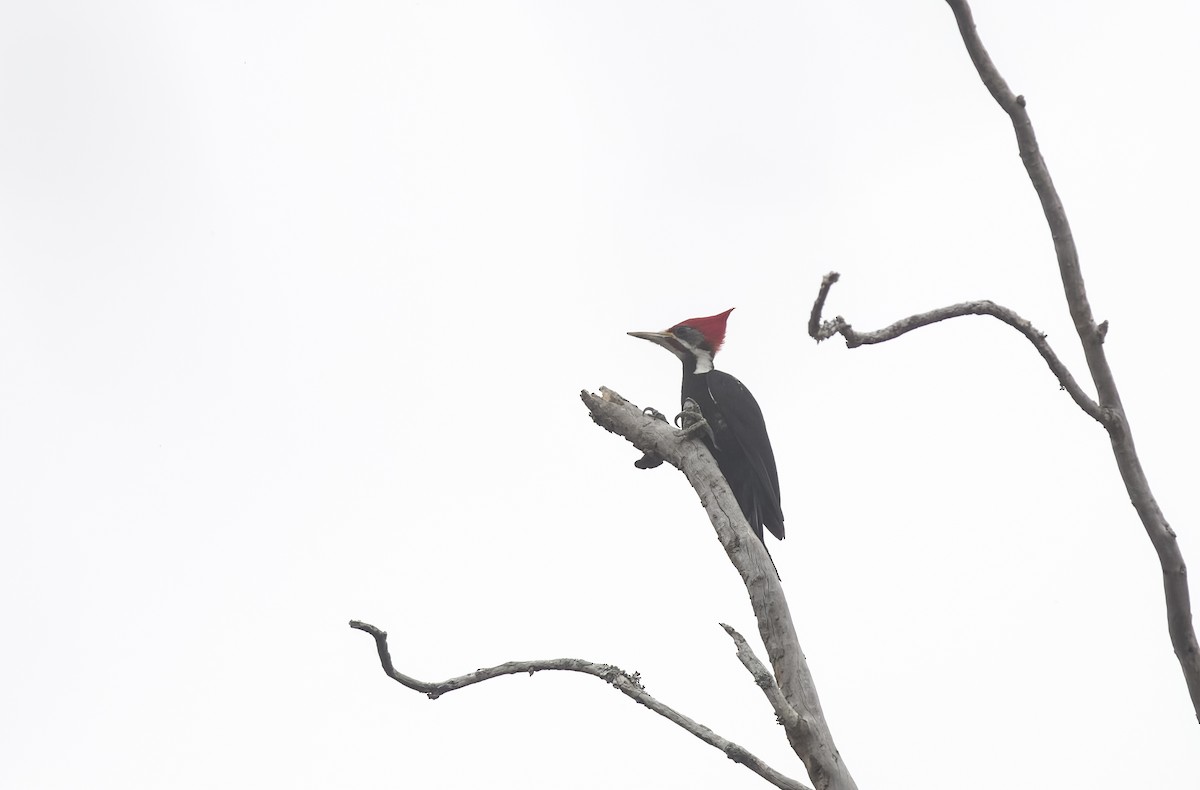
[674,399,715,445]
[642,407,669,424]
[635,407,669,469]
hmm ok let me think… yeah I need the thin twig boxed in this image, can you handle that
[808,271,1104,423]
[946,0,1200,724]
[348,620,812,790]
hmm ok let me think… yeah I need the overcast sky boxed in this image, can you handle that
[3,2,1199,788]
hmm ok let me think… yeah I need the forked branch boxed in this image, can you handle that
[722,623,802,733]
[805,0,1200,724]
[948,0,1198,723]
[582,388,858,790]
[348,620,812,790]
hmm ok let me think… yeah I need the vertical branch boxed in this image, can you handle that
[946,0,1200,723]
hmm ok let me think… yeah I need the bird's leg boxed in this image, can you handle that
[634,407,668,469]
[675,398,716,445]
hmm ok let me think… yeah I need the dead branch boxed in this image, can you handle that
[803,0,1200,724]
[947,0,1199,723]
[721,623,802,733]
[348,620,812,790]
[582,388,858,790]
[809,272,1103,423]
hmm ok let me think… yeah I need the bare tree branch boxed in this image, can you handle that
[808,271,1104,423]
[348,620,812,790]
[582,388,858,790]
[806,0,1200,724]
[945,0,1200,725]
[721,623,802,733]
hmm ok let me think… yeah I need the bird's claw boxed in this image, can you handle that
[675,399,716,445]
[642,407,669,424]
[673,398,703,429]
[635,407,669,469]
[635,401,714,466]
[677,417,715,444]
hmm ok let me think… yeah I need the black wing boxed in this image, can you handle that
[706,370,786,541]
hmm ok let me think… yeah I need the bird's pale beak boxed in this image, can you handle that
[628,326,676,348]
[627,330,675,344]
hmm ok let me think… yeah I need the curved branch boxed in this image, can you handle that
[946,0,1200,724]
[582,389,858,790]
[808,271,1104,423]
[349,620,812,790]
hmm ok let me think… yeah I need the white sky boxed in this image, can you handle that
[3,2,1198,788]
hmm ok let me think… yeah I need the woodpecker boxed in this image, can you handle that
[629,308,785,547]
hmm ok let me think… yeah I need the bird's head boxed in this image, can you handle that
[628,308,734,374]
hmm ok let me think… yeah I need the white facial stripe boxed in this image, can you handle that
[672,331,714,373]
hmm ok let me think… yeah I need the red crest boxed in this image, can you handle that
[672,308,734,354]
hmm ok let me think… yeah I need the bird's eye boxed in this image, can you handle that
[674,326,702,347]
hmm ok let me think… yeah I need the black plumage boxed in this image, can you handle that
[685,368,785,543]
